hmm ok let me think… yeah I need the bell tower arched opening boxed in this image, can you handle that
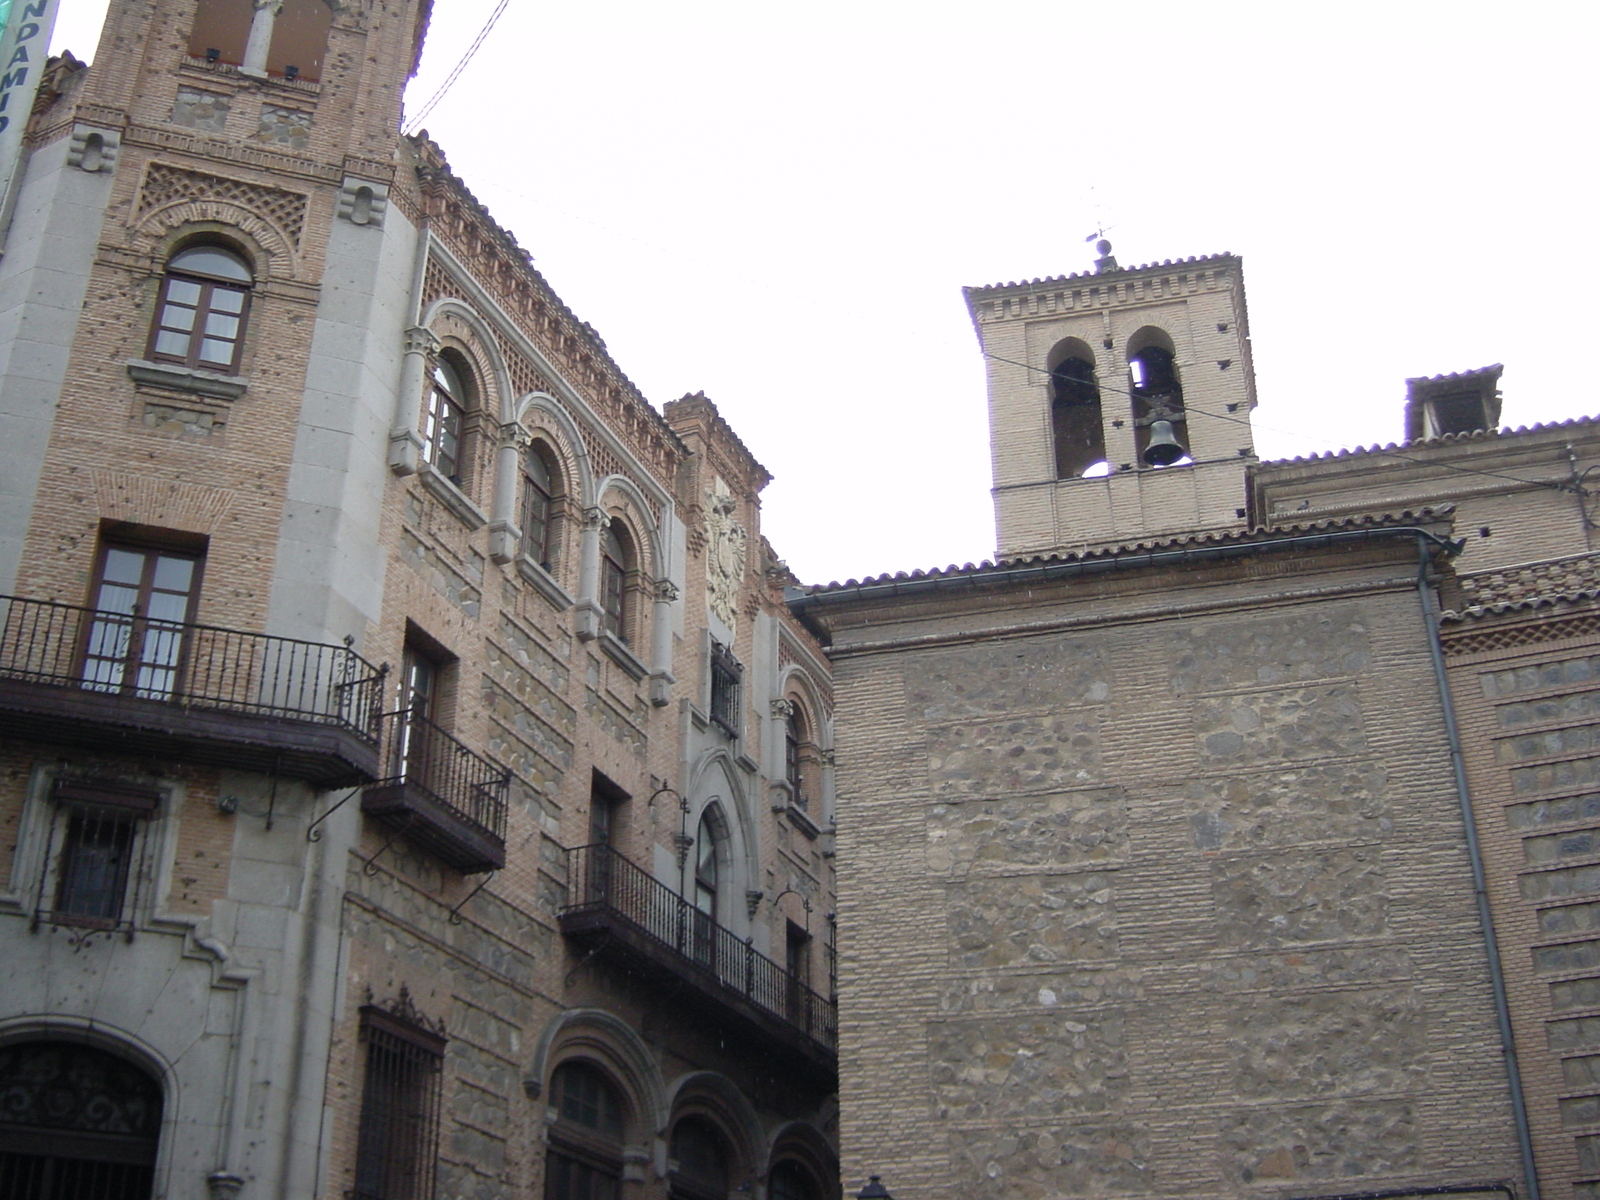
[1127,328,1189,467]
[1047,338,1108,479]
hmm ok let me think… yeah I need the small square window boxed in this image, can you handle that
[40,780,160,933]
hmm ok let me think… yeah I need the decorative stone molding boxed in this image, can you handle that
[598,631,648,681]
[770,698,796,719]
[705,478,748,632]
[770,782,792,813]
[518,556,574,613]
[745,889,764,919]
[498,421,533,452]
[404,325,441,358]
[126,359,247,401]
[336,176,388,227]
[819,748,836,767]
[416,463,487,531]
[67,125,120,172]
[206,1172,245,1200]
[653,579,680,603]
[137,161,309,247]
[582,506,608,532]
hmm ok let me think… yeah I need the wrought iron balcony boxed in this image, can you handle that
[0,593,384,786]
[559,844,837,1076]
[361,709,509,874]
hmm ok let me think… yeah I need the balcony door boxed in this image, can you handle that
[82,543,202,700]
[396,646,440,787]
[691,812,720,969]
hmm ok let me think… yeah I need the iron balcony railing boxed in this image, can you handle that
[562,843,837,1048]
[373,708,510,845]
[0,592,385,739]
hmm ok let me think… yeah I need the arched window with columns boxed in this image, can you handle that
[545,1061,626,1200]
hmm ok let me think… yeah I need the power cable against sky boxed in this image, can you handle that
[402,0,507,135]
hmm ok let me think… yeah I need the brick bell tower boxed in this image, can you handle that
[963,243,1259,559]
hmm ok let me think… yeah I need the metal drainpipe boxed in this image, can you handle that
[1415,534,1540,1200]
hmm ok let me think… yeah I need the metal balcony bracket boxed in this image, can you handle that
[363,813,416,876]
[263,753,283,831]
[447,871,497,925]
[306,787,360,842]
[565,936,611,989]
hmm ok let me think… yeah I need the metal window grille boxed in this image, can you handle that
[352,1007,445,1200]
[709,644,740,736]
[32,781,159,938]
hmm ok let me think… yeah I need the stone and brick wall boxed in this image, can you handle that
[815,545,1523,1199]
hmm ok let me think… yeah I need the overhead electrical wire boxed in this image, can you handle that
[402,0,508,135]
[980,348,1591,498]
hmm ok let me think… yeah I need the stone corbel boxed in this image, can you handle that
[573,600,603,642]
[653,578,680,603]
[207,1173,245,1200]
[819,748,836,767]
[388,428,423,476]
[647,671,674,708]
[770,782,792,813]
[770,698,796,719]
[487,519,522,566]
[622,1147,651,1184]
[745,889,765,919]
[583,507,609,532]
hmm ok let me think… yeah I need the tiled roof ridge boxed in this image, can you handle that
[663,392,773,490]
[966,252,1237,294]
[1264,413,1600,467]
[1445,550,1600,621]
[1443,589,1600,622]
[1406,363,1505,386]
[799,507,1452,593]
[405,134,687,455]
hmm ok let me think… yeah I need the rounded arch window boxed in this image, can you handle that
[769,1160,820,1200]
[785,707,806,801]
[599,521,636,643]
[0,1039,164,1196]
[523,443,564,571]
[546,1060,625,1200]
[149,242,253,372]
[424,353,472,483]
[670,1115,730,1200]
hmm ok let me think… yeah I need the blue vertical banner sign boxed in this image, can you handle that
[0,0,62,220]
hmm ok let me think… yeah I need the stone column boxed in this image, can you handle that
[241,0,280,77]
[573,507,606,641]
[488,422,530,564]
[647,579,678,705]
[389,326,439,475]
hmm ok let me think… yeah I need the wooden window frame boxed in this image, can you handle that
[148,246,253,374]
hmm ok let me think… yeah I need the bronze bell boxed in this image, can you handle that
[1142,419,1186,467]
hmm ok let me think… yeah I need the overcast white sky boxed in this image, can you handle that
[53,1,1600,586]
